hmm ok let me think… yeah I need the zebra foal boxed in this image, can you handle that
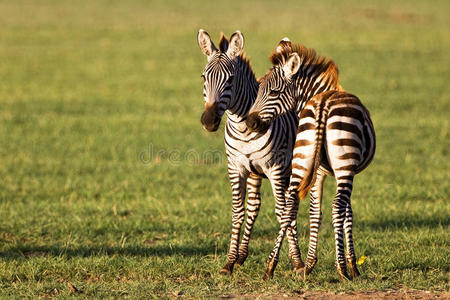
[246,39,376,280]
[197,30,301,275]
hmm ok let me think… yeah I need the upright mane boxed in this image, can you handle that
[269,41,340,88]
[219,33,229,52]
[237,53,255,78]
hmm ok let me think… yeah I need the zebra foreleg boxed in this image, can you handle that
[263,228,284,280]
[286,215,304,274]
[273,177,304,277]
[236,173,262,267]
[264,187,299,280]
[220,167,247,275]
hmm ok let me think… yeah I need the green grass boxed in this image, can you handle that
[0,0,449,297]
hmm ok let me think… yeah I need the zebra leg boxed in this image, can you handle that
[269,175,304,279]
[220,166,248,275]
[343,185,360,279]
[286,218,304,272]
[264,106,323,280]
[263,228,285,280]
[262,189,287,280]
[332,174,354,281]
[236,173,262,267]
[263,186,299,280]
[304,169,327,276]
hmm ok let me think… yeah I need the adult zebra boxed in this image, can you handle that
[246,40,376,280]
[197,30,302,276]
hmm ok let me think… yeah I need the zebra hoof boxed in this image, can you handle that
[219,262,234,276]
[290,257,305,271]
[337,268,351,281]
[300,259,317,280]
[295,266,307,281]
[263,259,277,280]
[262,271,272,281]
[347,260,360,279]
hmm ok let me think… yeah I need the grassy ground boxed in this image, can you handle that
[0,0,449,298]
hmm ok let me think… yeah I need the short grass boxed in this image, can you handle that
[0,0,449,297]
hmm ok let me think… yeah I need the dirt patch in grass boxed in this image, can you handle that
[222,289,449,299]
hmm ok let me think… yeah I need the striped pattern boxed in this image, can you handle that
[247,39,376,280]
[197,30,301,275]
[285,90,376,280]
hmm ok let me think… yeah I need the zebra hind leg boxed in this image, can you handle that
[344,195,360,279]
[332,175,355,281]
[235,173,262,267]
[304,170,326,278]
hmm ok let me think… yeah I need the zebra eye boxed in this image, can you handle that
[269,90,280,97]
[201,74,206,80]
[226,75,234,84]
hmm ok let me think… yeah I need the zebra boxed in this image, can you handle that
[246,39,376,280]
[197,30,302,276]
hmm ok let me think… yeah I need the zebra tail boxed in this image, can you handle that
[297,97,329,200]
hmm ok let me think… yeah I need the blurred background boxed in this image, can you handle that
[0,0,448,297]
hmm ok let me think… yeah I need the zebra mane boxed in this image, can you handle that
[270,41,340,88]
[219,33,229,52]
[236,54,255,77]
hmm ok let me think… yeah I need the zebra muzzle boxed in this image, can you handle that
[201,103,221,132]
[246,112,269,133]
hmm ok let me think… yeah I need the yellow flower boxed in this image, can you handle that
[357,255,367,265]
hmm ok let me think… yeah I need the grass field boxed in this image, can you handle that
[0,0,449,298]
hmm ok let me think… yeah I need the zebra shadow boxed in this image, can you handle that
[0,243,216,260]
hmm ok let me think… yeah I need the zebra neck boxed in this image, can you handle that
[294,77,338,116]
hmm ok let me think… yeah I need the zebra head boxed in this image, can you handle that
[246,39,301,133]
[198,29,244,132]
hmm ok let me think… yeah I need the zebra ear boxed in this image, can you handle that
[283,53,301,79]
[198,29,217,59]
[276,37,292,53]
[227,30,244,59]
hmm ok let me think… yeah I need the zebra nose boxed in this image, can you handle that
[201,104,221,132]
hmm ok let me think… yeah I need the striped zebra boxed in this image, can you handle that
[246,39,376,280]
[197,30,302,275]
